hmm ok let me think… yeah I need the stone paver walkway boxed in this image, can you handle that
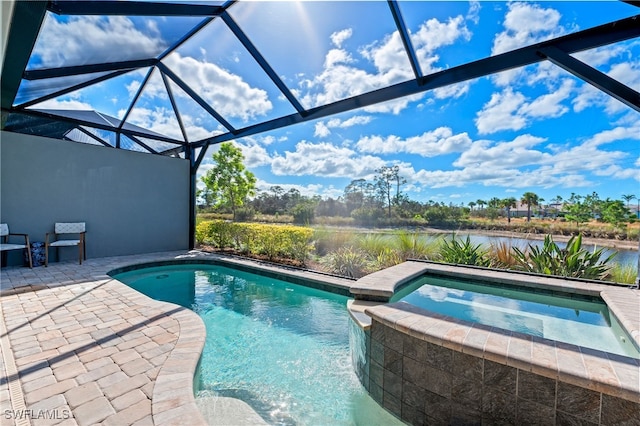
[0,251,207,426]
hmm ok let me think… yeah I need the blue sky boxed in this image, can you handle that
[24,1,640,206]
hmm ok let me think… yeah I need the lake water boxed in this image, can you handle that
[464,233,638,268]
[356,229,638,268]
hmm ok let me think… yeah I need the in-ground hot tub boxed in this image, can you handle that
[348,261,640,425]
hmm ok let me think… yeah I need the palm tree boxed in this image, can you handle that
[501,197,517,223]
[468,201,476,211]
[476,199,486,210]
[520,192,540,222]
[622,194,637,218]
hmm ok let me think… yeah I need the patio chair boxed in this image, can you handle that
[45,222,86,266]
[0,223,33,268]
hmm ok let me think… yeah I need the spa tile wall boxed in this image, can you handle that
[354,320,640,426]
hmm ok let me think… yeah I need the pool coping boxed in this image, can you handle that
[349,261,640,404]
[0,250,356,426]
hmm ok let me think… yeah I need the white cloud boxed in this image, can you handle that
[466,1,481,25]
[416,122,640,190]
[475,80,573,134]
[34,16,165,68]
[412,165,593,190]
[491,3,565,56]
[121,106,215,141]
[433,81,471,100]
[157,53,272,121]
[413,16,472,68]
[270,141,386,178]
[454,134,549,168]
[314,115,373,137]
[314,122,331,138]
[325,48,354,68]
[356,127,472,157]
[299,14,472,113]
[330,29,353,48]
[335,115,373,128]
[573,60,640,114]
[235,141,272,168]
[475,89,527,134]
[490,3,570,87]
[574,44,631,68]
[519,79,573,118]
[31,98,94,111]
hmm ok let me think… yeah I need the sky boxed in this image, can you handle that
[22,1,640,206]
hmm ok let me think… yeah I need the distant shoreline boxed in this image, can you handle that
[449,228,639,251]
[316,225,640,252]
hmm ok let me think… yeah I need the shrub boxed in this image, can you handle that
[512,234,616,280]
[393,231,441,261]
[291,203,315,224]
[351,207,383,226]
[320,247,371,278]
[371,247,403,270]
[313,227,356,256]
[439,234,490,267]
[235,207,255,222]
[608,262,638,284]
[355,233,388,257]
[487,240,524,269]
[196,220,235,248]
[196,221,314,263]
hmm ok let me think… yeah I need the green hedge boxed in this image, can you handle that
[196,220,314,263]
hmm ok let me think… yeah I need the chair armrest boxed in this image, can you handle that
[45,232,55,244]
[6,233,30,246]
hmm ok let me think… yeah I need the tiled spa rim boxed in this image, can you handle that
[347,261,640,425]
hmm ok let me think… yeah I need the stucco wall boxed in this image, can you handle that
[1,131,190,265]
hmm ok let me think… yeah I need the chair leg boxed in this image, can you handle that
[78,243,82,265]
[45,244,49,267]
[26,249,33,268]
[25,237,33,269]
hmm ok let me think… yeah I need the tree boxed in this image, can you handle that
[374,165,406,218]
[520,192,540,222]
[501,197,517,223]
[600,198,632,228]
[196,187,215,209]
[476,199,486,210]
[550,195,563,219]
[201,142,257,221]
[622,194,638,218]
[468,201,476,211]
[565,193,592,227]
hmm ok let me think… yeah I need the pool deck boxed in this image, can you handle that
[1,250,356,426]
[2,253,639,425]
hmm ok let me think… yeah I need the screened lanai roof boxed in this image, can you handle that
[1,1,639,170]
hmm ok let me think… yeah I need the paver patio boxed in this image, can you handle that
[1,251,208,426]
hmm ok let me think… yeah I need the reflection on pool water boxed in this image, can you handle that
[392,275,639,358]
[113,264,402,425]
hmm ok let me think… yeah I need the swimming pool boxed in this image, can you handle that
[391,275,639,358]
[112,263,401,425]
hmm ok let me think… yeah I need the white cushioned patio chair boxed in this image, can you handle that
[0,223,33,268]
[45,222,86,266]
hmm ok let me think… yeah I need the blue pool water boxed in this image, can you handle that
[113,264,401,425]
[392,275,640,358]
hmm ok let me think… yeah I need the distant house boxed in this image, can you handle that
[510,201,550,218]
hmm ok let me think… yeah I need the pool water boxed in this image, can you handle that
[113,264,401,425]
[392,275,640,358]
